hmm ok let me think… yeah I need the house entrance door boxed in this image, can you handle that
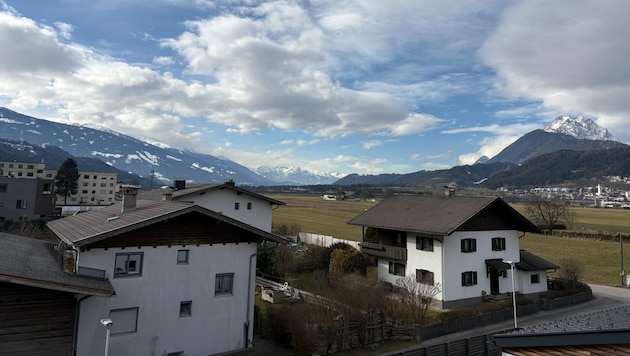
[490,270,500,295]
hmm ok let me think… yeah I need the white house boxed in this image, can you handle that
[349,194,557,308]
[140,180,285,232]
[47,186,287,356]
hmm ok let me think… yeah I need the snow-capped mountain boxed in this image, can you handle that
[544,115,616,141]
[0,107,274,186]
[488,115,625,164]
[255,166,342,185]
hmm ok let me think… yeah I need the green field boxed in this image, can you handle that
[269,194,630,287]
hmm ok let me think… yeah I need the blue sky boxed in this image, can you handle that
[1,1,629,177]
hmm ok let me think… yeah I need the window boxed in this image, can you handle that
[416,237,434,252]
[27,165,34,169]
[0,184,6,193]
[461,238,477,253]
[234,202,240,210]
[177,250,189,265]
[83,174,89,179]
[531,274,540,284]
[416,269,434,285]
[110,307,139,335]
[179,301,192,317]
[114,252,143,277]
[247,202,252,210]
[215,273,234,295]
[26,172,33,177]
[82,182,89,186]
[82,190,88,194]
[388,262,406,276]
[16,199,27,209]
[492,237,506,251]
[461,271,478,286]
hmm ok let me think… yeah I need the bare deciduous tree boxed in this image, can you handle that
[396,274,442,323]
[524,196,571,234]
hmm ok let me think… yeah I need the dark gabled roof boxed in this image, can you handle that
[0,233,114,297]
[493,305,630,348]
[47,199,288,247]
[140,183,285,206]
[517,250,559,271]
[485,250,559,273]
[348,195,540,236]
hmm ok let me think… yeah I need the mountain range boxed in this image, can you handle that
[0,107,336,186]
[0,108,626,188]
[335,116,629,189]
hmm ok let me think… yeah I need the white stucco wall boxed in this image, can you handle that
[75,243,257,356]
[177,189,273,232]
[519,270,549,295]
[442,230,520,303]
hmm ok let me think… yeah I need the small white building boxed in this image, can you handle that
[141,180,284,232]
[350,195,557,308]
[47,186,287,356]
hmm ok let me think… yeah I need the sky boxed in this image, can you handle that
[1,0,629,177]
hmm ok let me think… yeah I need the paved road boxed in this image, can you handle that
[391,284,630,352]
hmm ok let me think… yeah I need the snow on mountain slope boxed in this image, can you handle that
[544,115,616,141]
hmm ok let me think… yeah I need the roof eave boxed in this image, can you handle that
[0,274,114,297]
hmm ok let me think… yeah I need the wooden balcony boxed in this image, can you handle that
[360,242,407,261]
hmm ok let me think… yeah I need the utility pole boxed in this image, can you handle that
[621,233,625,287]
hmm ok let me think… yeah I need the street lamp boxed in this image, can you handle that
[502,260,517,329]
[100,318,113,356]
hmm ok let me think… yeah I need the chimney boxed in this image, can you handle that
[162,189,173,201]
[174,179,186,190]
[121,185,140,213]
[225,180,235,187]
[444,182,457,198]
[62,248,78,273]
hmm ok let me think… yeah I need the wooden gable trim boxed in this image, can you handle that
[86,211,262,249]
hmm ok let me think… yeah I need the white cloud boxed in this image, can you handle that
[362,140,382,150]
[153,56,175,66]
[480,0,630,143]
[444,123,541,165]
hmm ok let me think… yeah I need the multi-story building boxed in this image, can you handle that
[0,160,119,206]
[0,177,56,221]
[56,171,118,206]
[0,160,52,179]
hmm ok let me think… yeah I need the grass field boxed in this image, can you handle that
[269,194,630,287]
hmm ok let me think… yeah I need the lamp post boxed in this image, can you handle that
[502,260,517,329]
[100,318,113,356]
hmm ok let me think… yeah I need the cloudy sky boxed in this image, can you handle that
[1,0,628,176]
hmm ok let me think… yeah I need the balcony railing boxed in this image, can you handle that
[360,242,407,261]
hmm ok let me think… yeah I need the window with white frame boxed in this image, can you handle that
[114,252,143,277]
[177,249,189,265]
[461,238,476,253]
[389,262,405,276]
[492,237,506,251]
[215,273,234,295]
[461,271,478,286]
[110,307,139,335]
